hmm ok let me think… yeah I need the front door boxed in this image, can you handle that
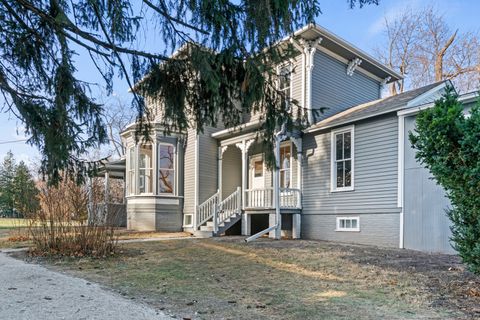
[249,155,265,207]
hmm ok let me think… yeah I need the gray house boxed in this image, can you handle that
[111,24,478,254]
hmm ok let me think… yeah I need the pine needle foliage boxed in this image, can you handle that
[410,86,480,274]
[0,0,377,182]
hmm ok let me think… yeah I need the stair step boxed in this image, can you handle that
[200,225,213,232]
[193,230,213,238]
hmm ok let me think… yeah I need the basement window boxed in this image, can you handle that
[336,217,360,232]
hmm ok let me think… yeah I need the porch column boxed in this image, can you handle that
[241,213,251,236]
[218,146,228,201]
[292,213,301,239]
[235,139,254,210]
[291,137,303,191]
[104,171,109,224]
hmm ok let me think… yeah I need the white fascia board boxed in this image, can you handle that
[398,90,479,116]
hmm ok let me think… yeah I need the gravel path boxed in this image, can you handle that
[0,252,172,320]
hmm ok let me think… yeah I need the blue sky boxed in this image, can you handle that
[1,0,479,166]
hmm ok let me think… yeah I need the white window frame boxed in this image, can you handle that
[330,125,355,192]
[183,214,193,227]
[277,62,293,111]
[279,141,292,190]
[127,146,136,195]
[336,216,360,232]
[158,142,176,195]
[138,144,154,195]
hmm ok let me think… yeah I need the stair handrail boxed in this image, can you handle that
[197,190,219,227]
[215,186,242,233]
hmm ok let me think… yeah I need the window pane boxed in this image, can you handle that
[159,169,174,193]
[340,219,345,228]
[139,169,146,193]
[351,219,357,229]
[129,148,135,169]
[345,219,351,228]
[336,134,343,160]
[345,160,352,187]
[254,161,263,177]
[336,161,344,188]
[344,132,351,159]
[159,145,174,169]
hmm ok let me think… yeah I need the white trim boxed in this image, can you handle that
[249,154,266,189]
[398,90,479,116]
[335,216,360,232]
[279,141,293,189]
[330,125,355,192]
[157,142,176,196]
[398,115,405,249]
[406,81,449,108]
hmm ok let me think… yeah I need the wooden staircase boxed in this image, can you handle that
[195,187,242,237]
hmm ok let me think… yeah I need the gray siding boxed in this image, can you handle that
[155,201,183,232]
[311,51,381,121]
[222,145,242,198]
[183,128,196,216]
[302,113,400,247]
[245,54,303,123]
[198,126,222,202]
[127,197,182,231]
[302,213,399,247]
[403,115,454,253]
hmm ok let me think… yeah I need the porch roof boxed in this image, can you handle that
[95,158,126,179]
[305,81,449,133]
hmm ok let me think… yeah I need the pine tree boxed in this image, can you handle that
[0,151,17,217]
[0,0,377,183]
[12,161,40,217]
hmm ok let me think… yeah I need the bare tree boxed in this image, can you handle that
[376,6,480,94]
[101,96,135,159]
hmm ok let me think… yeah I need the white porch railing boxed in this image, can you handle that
[197,190,219,227]
[214,187,242,232]
[280,188,302,209]
[244,188,274,208]
[244,187,301,209]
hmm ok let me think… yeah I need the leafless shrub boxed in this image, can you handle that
[27,177,118,257]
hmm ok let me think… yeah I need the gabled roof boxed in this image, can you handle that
[293,24,403,83]
[305,81,449,133]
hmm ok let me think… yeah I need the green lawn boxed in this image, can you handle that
[41,238,479,320]
[0,218,30,229]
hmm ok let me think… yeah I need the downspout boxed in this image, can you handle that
[193,133,199,230]
[245,123,286,242]
[398,115,405,249]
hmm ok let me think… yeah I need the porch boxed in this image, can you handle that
[193,130,303,239]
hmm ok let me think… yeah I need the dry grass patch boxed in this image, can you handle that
[32,238,480,320]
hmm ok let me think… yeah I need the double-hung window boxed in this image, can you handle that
[127,147,136,195]
[158,143,175,194]
[138,144,153,194]
[280,144,291,189]
[331,126,354,191]
[278,64,291,111]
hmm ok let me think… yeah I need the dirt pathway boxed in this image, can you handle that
[0,252,172,320]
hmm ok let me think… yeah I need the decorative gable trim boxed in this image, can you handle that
[347,58,362,76]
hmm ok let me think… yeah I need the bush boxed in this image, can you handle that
[409,86,480,274]
[28,177,118,257]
